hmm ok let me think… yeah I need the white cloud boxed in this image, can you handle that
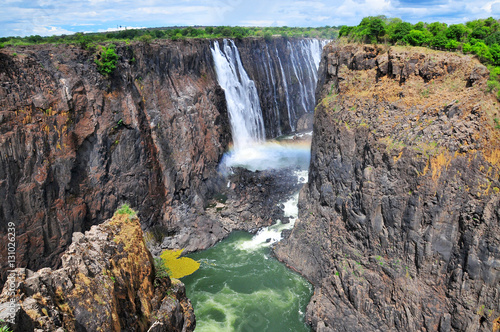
[1,0,499,37]
[94,26,146,33]
[32,25,75,36]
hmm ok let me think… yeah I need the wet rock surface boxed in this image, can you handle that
[0,213,194,332]
[150,165,303,255]
[275,44,500,331]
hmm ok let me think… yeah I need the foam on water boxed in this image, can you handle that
[237,169,307,251]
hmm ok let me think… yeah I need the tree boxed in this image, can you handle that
[404,29,432,46]
[485,32,500,45]
[264,31,272,41]
[472,41,492,62]
[368,17,386,42]
[338,25,353,38]
[430,32,449,48]
[489,44,500,65]
[388,22,412,43]
[471,26,490,39]
[413,22,425,31]
[95,44,119,76]
[446,24,467,41]
[427,22,447,36]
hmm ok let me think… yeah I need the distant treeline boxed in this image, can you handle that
[0,26,338,48]
[340,16,500,100]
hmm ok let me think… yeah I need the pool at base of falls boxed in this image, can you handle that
[182,230,312,332]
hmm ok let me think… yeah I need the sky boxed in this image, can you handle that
[1,0,499,38]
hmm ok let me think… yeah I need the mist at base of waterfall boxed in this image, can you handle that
[219,135,312,172]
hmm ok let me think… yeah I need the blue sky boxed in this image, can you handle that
[1,0,499,37]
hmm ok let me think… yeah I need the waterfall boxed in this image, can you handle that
[212,38,328,144]
[273,39,326,133]
[276,50,294,132]
[211,39,265,149]
[265,45,281,137]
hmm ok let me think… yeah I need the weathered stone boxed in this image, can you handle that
[276,43,500,332]
[0,213,195,332]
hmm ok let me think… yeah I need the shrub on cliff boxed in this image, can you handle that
[114,203,137,219]
[154,257,172,278]
[94,44,118,76]
[138,33,152,44]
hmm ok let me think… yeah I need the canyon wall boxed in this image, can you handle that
[0,37,322,284]
[0,39,231,285]
[275,44,500,331]
[0,212,195,332]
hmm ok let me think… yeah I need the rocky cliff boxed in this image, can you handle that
[0,39,232,285]
[0,37,323,285]
[275,44,500,331]
[0,210,195,331]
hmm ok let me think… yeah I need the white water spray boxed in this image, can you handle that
[211,39,265,149]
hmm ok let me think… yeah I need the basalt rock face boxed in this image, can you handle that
[0,40,231,285]
[0,213,195,332]
[275,44,500,331]
[236,38,323,137]
[0,37,323,286]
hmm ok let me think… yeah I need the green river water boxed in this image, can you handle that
[182,140,313,332]
[182,140,313,331]
[183,230,312,332]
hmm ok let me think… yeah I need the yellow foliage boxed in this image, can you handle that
[430,152,451,181]
[485,149,500,166]
[160,249,200,279]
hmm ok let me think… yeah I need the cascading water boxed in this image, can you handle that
[211,39,265,149]
[276,49,294,132]
[265,45,281,137]
[283,39,329,122]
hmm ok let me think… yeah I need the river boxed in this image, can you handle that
[183,137,313,332]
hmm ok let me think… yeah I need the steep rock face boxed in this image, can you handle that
[0,40,231,284]
[0,37,324,285]
[236,38,323,137]
[275,44,500,331]
[0,212,195,332]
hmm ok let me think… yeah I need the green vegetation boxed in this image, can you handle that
[94,44,118,76]
[154,257,172,278]
[0,321,12,332]
[0,26,338,49]
[495,118,500,129]
[114,203,137,219]
[340,16,500,100]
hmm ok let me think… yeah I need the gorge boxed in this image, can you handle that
[1,35,499,332]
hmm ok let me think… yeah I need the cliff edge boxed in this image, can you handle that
[0,209,194,331]
[275,44,500,331]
